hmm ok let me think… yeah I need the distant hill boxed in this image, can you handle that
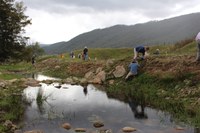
[39,44,49,48]
[43,12,200,54]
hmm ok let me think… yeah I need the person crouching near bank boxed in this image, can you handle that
[125,59,140,80]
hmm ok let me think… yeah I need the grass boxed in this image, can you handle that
[106,71,200,127]
[0,39,199,130]
[0,87,24,133]
[72,48,133,60]
[0,62,34,80]
[0,73,23,80]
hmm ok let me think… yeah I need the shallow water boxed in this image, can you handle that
[21,74,195,133]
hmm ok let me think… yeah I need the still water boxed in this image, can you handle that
[22,75,195,133]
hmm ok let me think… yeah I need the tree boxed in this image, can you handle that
[21,42,45,62]
[0,0,31,62]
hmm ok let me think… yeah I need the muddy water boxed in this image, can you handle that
[21,75,194,133]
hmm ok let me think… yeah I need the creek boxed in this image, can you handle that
[21,74,196,133]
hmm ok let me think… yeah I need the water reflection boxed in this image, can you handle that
[31,73,60,81]
[83,86,88,96]
[22,83,194,133]
[127,98,148,119]
[195,128,200,133]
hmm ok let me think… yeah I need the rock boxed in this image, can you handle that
[108,80,114,85]
[96,67,103,74]
[74,128,86,132]
[14,130,22,133]
[89,71,106,84]
[24,130,44,133]
[113,65,126,78]
[80,78,87,84]
[93,121,104,128]
[11,124,18,132]
[98,129,112,133]
[61,123,71,130]
[72,77,79,82]
[55,65,60,69]
[9,78,18,83]
[122,127,137,132]
[63,78,74,84]
[89,78,102,84]
[42,80,53,84]
[95,71,106,82]
[106,59,114,68]
[24,78,40,87]
[175,126,184,130]
[3,120,13,129]
[84,71,95,79]
[0,81,7,88]
[3,120,18,132]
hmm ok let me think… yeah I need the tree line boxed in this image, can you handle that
[0,0,44,62]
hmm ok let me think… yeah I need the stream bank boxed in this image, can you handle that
[1,53,200,132]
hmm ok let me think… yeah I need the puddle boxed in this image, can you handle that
[22,82,194,133]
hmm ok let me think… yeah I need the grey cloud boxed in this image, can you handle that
[22,0,199,18]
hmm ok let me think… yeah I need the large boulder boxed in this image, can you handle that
[84,71,95,80]
[89,71,106,84]
[96,67,103,74]
[96,71,106,82]
[113,65,126,78]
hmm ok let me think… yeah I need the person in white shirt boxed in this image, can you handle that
[195,32,200,62]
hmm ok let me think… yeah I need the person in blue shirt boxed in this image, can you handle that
[125,59,140,80]
[133,46,149,60]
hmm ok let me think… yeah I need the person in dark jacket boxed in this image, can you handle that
[31,55,36,67]
[83,46,88,61]
[133,46,149,60]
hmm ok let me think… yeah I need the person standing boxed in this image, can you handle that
[133,46,149,60]
[31,55,36,67]
[195,32,200,62]
[83,46,88,61]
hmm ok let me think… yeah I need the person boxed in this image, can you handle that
[78,53,81,59]
[83,46,88,61]
[60,53,64,59]
[133,46,149,60]
[153,49,160,55]
[195,32,200,62]
[31,55,36,66]
[125,59,139,80]
[70,51,74,58]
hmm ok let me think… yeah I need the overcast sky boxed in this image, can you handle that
[20,0,200,44]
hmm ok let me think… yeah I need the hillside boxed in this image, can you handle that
[43,12,200,54]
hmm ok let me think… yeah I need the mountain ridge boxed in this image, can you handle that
[43,12,200,54]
